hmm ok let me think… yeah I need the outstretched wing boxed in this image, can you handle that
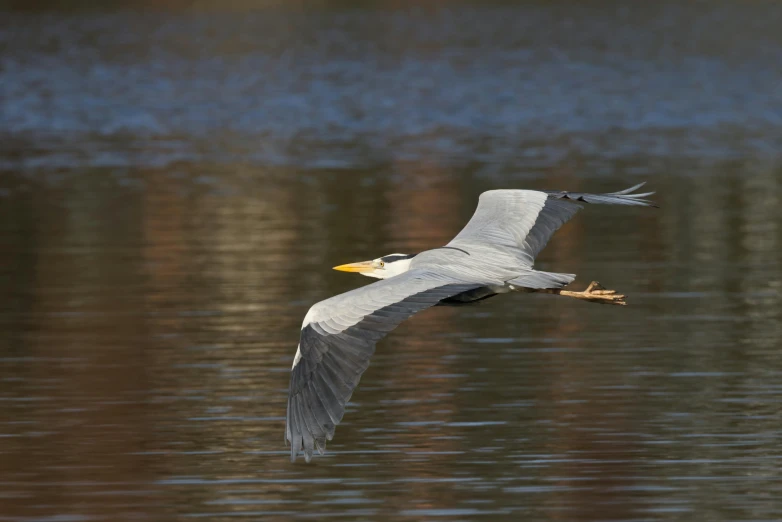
[287,270,481,462]
[448,183,655,266]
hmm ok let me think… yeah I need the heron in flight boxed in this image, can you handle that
[286,183,655,462]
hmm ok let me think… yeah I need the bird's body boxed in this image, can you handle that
[286,184,656,462]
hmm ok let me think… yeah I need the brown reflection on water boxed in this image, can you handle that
[138,170,305,463]
[0,181,160,519]
[533,172,650,519]
[2,162,782,520]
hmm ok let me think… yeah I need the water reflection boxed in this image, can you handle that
[2,2,782,521]
[2,162,781,520]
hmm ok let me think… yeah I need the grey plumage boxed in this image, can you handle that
[286,183,655,462]
[287,272,482,462]
[447,182,655,269]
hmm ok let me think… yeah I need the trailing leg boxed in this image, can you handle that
[534,281,627,306]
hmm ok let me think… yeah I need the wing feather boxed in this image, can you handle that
[286,270,481,462]
[446,183,656,267]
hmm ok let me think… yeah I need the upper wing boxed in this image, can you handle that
[448,183,655,266]
[287,270,481,462]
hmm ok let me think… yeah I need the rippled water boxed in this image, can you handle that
[2,2,782,521]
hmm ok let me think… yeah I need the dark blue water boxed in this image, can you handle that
[1,2,782,521]
[2,3,782,172]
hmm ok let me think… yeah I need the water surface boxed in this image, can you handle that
[1,2,782,521]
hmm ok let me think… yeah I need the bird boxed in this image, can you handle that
[286,183,656,462]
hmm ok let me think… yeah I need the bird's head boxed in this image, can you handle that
[333,253,415,280]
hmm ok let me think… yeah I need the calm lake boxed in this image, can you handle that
[1,2,782,520]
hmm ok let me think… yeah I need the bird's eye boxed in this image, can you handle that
[379,261,385,268]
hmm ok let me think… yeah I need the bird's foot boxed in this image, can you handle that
[559,281,626,306]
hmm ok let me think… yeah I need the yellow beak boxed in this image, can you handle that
[333,260,375,273]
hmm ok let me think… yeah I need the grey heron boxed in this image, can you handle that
[286,183,655,462]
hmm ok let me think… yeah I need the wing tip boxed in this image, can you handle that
[290,434,302,463]
[608,182,646,195]
[288,438,325,463]
[609,182,659,207]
